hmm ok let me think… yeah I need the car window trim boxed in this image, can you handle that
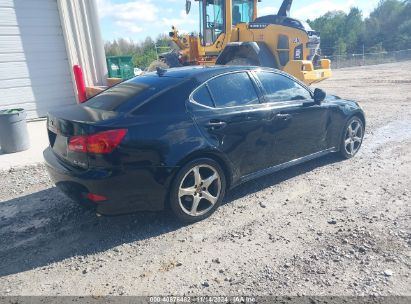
[253,70,314,105]
[205,83,217,108]
[189,70,263,110]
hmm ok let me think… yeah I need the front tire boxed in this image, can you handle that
[169,158,226,223]
[339,116,364,159]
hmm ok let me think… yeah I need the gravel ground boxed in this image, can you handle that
[0,62,410,297]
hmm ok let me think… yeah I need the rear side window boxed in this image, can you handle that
[85,76,183,112]
[136,79,194,114]
[256,72,312,102]
[207,72,259,108]
[192,84,214,108]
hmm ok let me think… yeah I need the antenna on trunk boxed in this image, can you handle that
[156,66,167,76]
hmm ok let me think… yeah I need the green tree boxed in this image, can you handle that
[344,7,364,53]
[364,0,405,51]
[308,0,411,55]
[308,11,349,56]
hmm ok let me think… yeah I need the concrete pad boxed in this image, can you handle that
[0,119,48,171]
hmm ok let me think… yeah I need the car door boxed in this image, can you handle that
[188,71,272,178]
[254,71,331,166]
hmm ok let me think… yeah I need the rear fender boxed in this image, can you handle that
[170,149,237,190]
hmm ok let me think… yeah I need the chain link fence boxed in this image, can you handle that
[323,49,411,69]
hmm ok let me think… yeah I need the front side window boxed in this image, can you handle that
[207,72,259,108]
[199,0,225,46]
[232,0,254,25]
[256,71,312,102]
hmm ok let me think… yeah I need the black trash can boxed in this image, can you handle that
[0,108,30,153]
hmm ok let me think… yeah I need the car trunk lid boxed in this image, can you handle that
[47,105,119,169]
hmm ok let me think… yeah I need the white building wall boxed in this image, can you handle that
[0,0,76,119]
[57,0,108,89]
[0,0,107,119]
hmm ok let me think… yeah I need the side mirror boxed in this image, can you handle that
[313,88,326,104]
[185,0,191,14]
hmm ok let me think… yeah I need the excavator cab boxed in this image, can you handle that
[181,0,258,66]
[197,0,254,46]
[231,1,255,25]
[161,0,332,85]
[199,0,225,46]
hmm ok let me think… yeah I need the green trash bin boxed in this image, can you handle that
[106,56,134,80]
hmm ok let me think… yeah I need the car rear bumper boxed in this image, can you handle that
[43,147,172,215]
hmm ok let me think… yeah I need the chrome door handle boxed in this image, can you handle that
[206,120,227,130]
[275,113,292,121]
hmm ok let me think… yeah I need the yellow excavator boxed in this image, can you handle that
[151,0,331,85]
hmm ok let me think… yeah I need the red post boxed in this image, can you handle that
[73,65,87,103]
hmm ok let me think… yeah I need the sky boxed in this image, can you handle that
[96,0,381,43]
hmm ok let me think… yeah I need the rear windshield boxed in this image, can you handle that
[84,75,184,112]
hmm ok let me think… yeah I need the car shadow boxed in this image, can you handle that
[0,154,342,277]
[0,188,184,277]
[224,153,343,203]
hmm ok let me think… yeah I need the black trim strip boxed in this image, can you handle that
[239,147,337,184]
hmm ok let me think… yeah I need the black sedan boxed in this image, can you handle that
[44,66,365,222]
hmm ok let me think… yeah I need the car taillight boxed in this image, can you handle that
[68,136,87,153]
[68,129,127,154]
[87,129,128,154]
[86,193,107,202]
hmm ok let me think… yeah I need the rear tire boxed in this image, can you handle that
[226,57,258,66]
[169,158,226,223]
[339,116,364,159]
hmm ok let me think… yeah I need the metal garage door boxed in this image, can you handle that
[0,0,76,119]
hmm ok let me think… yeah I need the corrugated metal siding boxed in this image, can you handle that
[0,0,76,118]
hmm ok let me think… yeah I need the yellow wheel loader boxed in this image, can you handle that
[150,0,331,85]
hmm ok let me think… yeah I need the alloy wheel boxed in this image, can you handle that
[178,164,222,217]
[344,118,363,156]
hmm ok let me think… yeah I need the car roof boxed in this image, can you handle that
[140,65,282,83]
